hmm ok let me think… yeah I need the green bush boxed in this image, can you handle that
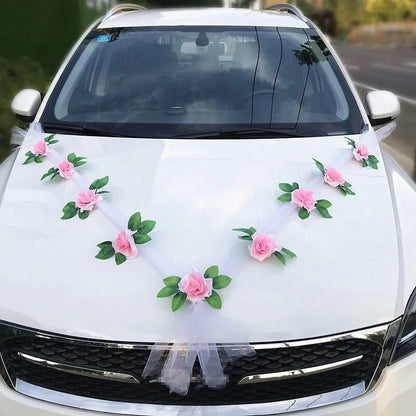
[0,57,50,162]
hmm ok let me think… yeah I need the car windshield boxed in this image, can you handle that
[40,26,364,138]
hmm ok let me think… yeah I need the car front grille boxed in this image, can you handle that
[0,320,399,414]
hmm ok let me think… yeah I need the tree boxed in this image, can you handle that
[366,0,415,22]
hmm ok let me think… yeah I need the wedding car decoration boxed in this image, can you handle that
[23,134,58,164]
[313,159,355,196]
[346,137,379,169]
[277,182,333,219]
[40,152,87,180]
[23,128,383,396]
[95,212,156,265]
[61,176,110,220]
[157,266,232,311]
[233,227,296,265]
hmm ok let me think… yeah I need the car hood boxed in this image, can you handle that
[0,128,401,343]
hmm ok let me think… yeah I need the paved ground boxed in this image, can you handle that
[333,43,416,180]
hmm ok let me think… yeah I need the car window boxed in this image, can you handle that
[41,26,363,138]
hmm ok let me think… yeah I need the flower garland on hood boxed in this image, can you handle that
[20,121,389,395]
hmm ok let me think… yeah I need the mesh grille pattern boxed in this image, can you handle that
[1,336,381,405]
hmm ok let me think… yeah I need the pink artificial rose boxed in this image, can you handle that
[57,160,75,179]
[248,233,281,262]
[113,229,138,259]
[292,188,316,212]
[179,270,212,302]
[324,167,344,188]
[75,190,102,212]
[32,140,48,156]
[353,144,369,162]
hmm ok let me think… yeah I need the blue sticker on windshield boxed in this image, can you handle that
[97,34,112,43]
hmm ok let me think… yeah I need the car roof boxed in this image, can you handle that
[97,8,309,29]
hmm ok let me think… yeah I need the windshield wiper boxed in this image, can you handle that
[168,128,303,139]
[41,122,124,137]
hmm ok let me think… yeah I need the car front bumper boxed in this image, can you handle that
[0,349,415,416]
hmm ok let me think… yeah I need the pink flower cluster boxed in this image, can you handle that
[113,229,138,259]
[32,140,48,156]
[353,144,369,162]
[292,188,316,212]
[75,190,102,212]
[324,167,345,188]
[179,270,212,302]
[57,160,74,179]
[248,233,281,262]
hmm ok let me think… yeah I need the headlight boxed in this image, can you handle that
[390,288,416,363]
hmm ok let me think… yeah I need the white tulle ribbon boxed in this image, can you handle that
[142,301,254,395]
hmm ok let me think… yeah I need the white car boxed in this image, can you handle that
[1,4,415,416]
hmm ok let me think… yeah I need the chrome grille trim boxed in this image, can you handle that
[16,379,366,416]
[238,355,363,385]
[0,319,401,415]
[17,352,140,384]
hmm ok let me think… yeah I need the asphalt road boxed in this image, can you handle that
[333,43,416,180]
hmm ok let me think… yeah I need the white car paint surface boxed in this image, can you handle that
[0,126,403,343]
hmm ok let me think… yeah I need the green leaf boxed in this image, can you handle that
[95,244,115,260]
[34,155,42,163]
[133,233,151,244]
[23,155,34,165]
[345,137,356,148]
[206,291,222,309]
[204,265,219,279]
[362,160,368,168]
[213,275,232,289]
[316,199,332,209]
[345,187,356,196]
[41,168,58,181]
[316,206,332,219]
[312,158,326,175]
[292,182,299,190]
[78,210,90,220]
[157,285,178,298]
[115,252,127,265]
[44,134,56,143]
[281,247,297,258]
[339,186,347,196]
[48,140,59,145]
[343,181,352,187]
[25,151,33,157]
[128,212,142,231]
[172,292,187,311]
[137,220,156,234]
[97,190,110,194]
[74,160,87,167]
[89,176,109,190]
[97,241,112,249]
[278,193,292,202]
[298,207,309,220]
[238,235,253,241]
[163,276,181,287]
[67,153,76,163]
[61,202,78,220]
[232,227,256,236]
[279,183,293,192]
[368,155,379,170]
[274,251,286,265]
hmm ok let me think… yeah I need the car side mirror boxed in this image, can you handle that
[365,90,400,127]
[11,89,42,123]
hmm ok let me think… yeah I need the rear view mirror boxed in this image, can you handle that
[365,90,400,127]
[11,89,42,123]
